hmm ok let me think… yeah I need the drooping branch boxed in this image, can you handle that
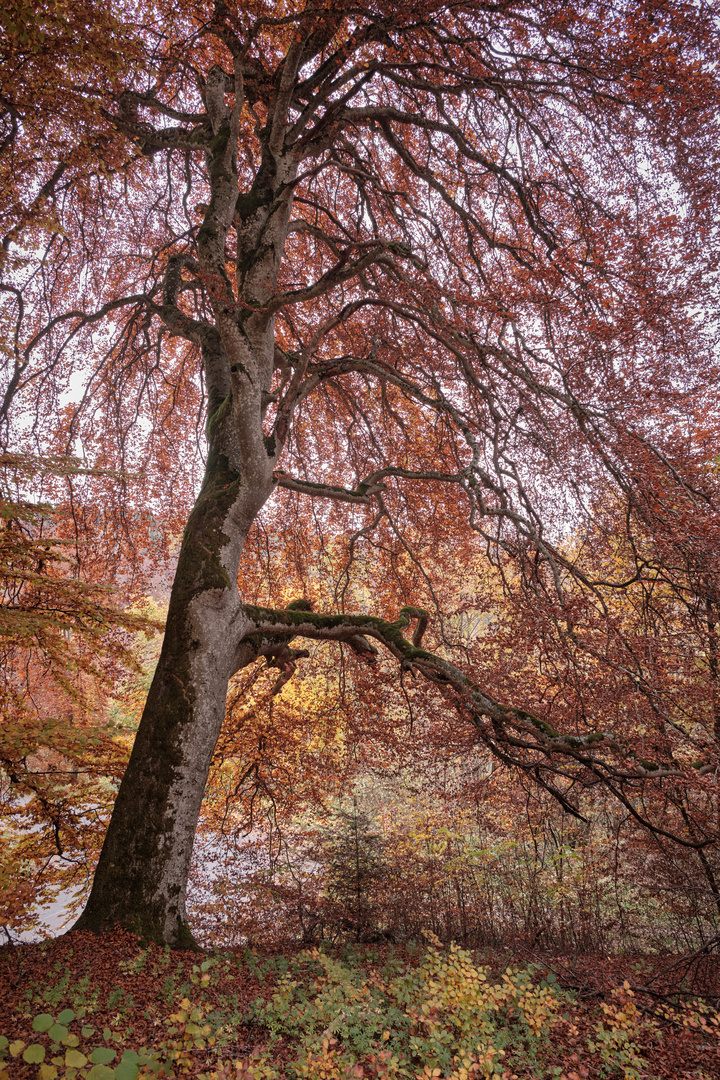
[237,603,716,846]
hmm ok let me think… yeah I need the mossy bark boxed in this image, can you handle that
[72,64,300,947]
[73,446,268,946]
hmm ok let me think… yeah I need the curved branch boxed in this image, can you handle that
[237,602,716,847]
[272,470,374,505]
[263,240,414,315]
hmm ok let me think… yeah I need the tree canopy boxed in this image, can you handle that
[1,0,720,945]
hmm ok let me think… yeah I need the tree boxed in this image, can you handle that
[0,452,156,935]
[0,0,148,423]
[2,0,719,945]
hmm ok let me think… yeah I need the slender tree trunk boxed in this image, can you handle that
[74,439,271,945]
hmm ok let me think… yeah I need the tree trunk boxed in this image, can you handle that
[72,70,300,945]
[73,440,271,946]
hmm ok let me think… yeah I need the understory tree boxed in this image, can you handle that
[2,0,720,944]
[0,452,156,935]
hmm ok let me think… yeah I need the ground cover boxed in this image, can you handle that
[1,931,719,1079]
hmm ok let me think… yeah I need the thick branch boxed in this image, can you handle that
[272,470,386,504]
[238,603,715,843]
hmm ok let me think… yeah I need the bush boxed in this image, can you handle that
[249,938,562,1078]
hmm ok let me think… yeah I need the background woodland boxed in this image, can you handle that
[2,0,720,1074]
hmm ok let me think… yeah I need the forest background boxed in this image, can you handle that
[2,0,720,1076]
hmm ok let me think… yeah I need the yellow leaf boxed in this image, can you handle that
[65,1049,88,1067]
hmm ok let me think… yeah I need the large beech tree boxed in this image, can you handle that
[2,0,720,944]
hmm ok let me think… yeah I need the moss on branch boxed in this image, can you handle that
[239,602,684,782]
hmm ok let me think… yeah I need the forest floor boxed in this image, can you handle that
[1,929,719,1079]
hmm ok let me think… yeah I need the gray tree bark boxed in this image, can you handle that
[75,61,300,944]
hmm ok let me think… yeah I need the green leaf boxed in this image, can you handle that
[32,1014,55,1033]
[87,1066,117,1080]
[48,1024,68,1042]
[90,1047,117,1064]
[114,1061,141,1080]
[0,1036,7,1051]
[120,1050,141,1064]
[82,1025,96,1038]
[57,1009,75,1025]
[23,1044,46,1064]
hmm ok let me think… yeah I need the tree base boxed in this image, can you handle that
[71,906,202,950]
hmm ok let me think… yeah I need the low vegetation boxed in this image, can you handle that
[1,931,719,1079]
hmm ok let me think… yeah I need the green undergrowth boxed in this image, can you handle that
[244,939,565,1078]
[0,998,220,1080]
[2,940,719,1079]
